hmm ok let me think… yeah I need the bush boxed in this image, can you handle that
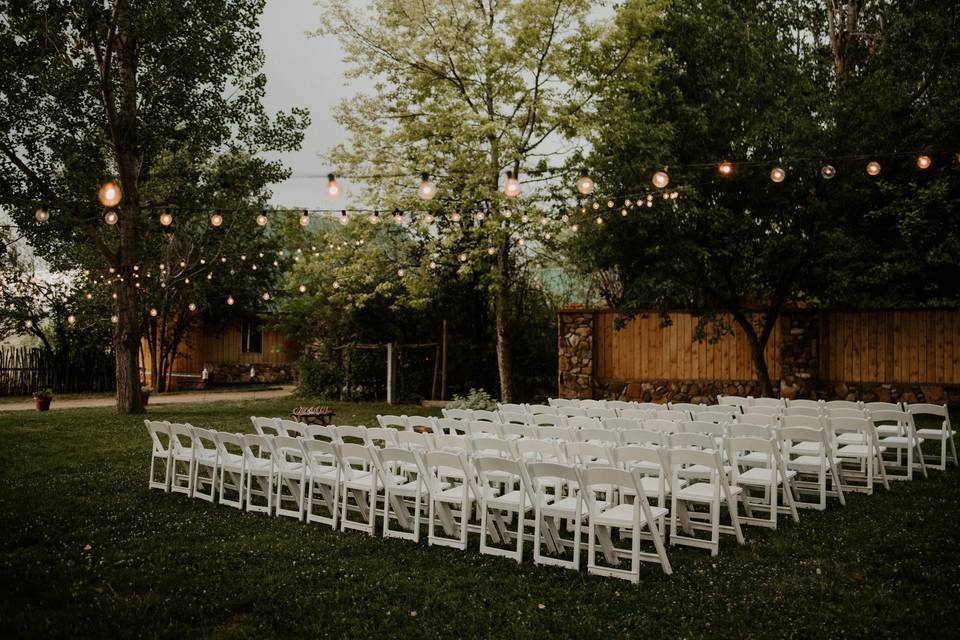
[446,388,497,411]
[295,353,343,399]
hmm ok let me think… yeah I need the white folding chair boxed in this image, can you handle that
[241,433,276,514]
[871,409,927,481]
[604,417,642,431]
[907,403,957,471]
[500,422,536,440]
[567,415,602,431]
[642,418,682,434]
[169,423,197,497]
[529,405,560,415]
[787,398,823,410]
[580,399,608,409]
[564,441,614,468]
[335,425,368,445]
[752,397,787,410]
[442,408,473,421]
[250,416,282,437]
[783,406,824,419]
[743,405,782,418]
[272,435,308,520]
[472,409,502,423]
[214,432,245,509]
[832,416,889,494]
[526,461,584,571]
[190,426,219,503]
[577,427,621,446]
[727,436,799,529]
[620,409,656,421]
[406,416,437,433]
[373,447,427,542]
[537,426,576,442]
[307,424,337,442]
[664,448,745,556]
[365,427,399,448]
[547,398,576,408]
[620,429,665,449]
[499,411,530,426]
[699,409,740,424]
[475,456,533,562]
[586,407,618,420]
[776,425,845,511]
[377,414,409,430]
[435,417,466,435]
[395,430,434,452]
[335,443,378,535]
[716,395,752,411]
[657,409,692,422]
[422,450,487,550]
[736,413,780,428]
[582,467,672,581]
[559,407,589,418]
[145,420,173,492]
[606,400,634,411]
[498,402,528,414]
[464,420,502,438]
[825,400,863,411]
[669,402,707,414]
[532,414,567,428]
[470,436,514,460]
[300,439,340,528]
[612,445,674,507]
[278,418,309,439]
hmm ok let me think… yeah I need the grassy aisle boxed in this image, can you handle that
[0,400,958,639]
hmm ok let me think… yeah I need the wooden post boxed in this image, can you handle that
[431,344,440,401]
[440,319,448,400]
[386,341,395,405]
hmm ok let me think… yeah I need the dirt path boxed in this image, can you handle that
[0,385,297,412]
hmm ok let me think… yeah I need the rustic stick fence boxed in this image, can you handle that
[0,347,116,396]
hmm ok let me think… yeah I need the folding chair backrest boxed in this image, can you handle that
[787,398,823,410]
[465,420,502,438]
[365,427,399,447]
[406,416,436,432]
[435,418,466,435]
[474,455,524,489]
[664,447,724,475]
[241,433,274,465]
[829,416,873,439]
[716,395,751,410]
[777,426,829,458]
[781,414,825,430]
[828,407,867,420]
[514,438,565,463]
[532,414,566,427]
[336,442,375,479]
[864,402,903,413]
[727,423,773,439]
[668,431,716,450]
[423,450,476,495]
[870,409,914,435]
[529,405,559,415]
[906,403,951,430]
[620,429,663,447]
[606,400,634,411]
[726,436,777,469]
[547,398,576,408]
[612,445,664,471]
[669,402,706,414]
[442,408,473,420]
[657,409,691,422]
[751,397,787,409]
[432,433,470,454]
[580,467,642,510]
[642,418,681,434]
[580,399,607,409]
[146,420,172,454]
[743,405,782,417]
[395,430,433,451]
[335,425,367,444]
[472,409,502,423]
[499,411,530,426]
[699,409,739,424]
[498,403,528,414]
[377,414,408,430]
[300,439,338,471]
[736,413,780,428]
[586,407,618,420]
[374,446,422,484]
[603,417,642,431]
[564,441,613,466]
[577,428,621,445]
[307,424,337,442]
[191,426,218,454]
[537,426,575,442]
[681,420,726,437]
[619,409,655,421]
[783,406,823,419]
[279,419,308,439]
[560,407,588,418]
[526,461,581,498]
[470,436,513,458]
[169,423,196,454]
[250,416,282,437]
[271,435,305,471]
[215,431,245,460]
[825,400,863,411]
[500,423,536,439]
[567,416,601,430]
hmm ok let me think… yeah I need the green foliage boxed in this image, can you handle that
[31,388,53,399]
[446,388,498,411]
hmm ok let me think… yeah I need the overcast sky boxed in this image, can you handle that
[258,0,371,208]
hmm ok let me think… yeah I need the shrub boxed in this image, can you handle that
[446,388,497,411]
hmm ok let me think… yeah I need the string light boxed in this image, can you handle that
[821,165,836,179]
[866,161,881,176]
[261,292,271,301]
[339,210,349,226]
[393,210,404,225]
[424,213,435,225]
[24,319,33,329]
[210,211,223,227]
[521,214,529,223]
[397,268,405,278]
[487,246,496,255]
[576,169,595,195]
[326,173,340,198]
[451,211,462,222]
[298,284,307,293]
[159,209,173,226]
[595,216,604,225]
[226,295,234,305]
[429,261,437,270]
[718,162,734,177]
[110,315,118,324]
[652,170,669,189]
[369,210,380,224]
[917,155,932,169]
[417,173,436,200]
[299,210,310,226]
[149,308,158,317]
[770,167,786,183]
[503,171,521,198]
[458,253,467,262]
[475,211,486,221]
[188,303,197,312]
[332,281,340,289]
[98,181,122,207]
[67,314,77,325]
[35,206,50,223]
[104,210,119,225]
[256,212,268,226]
[502,209,512,219]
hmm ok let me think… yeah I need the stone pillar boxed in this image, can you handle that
[779,311,819,400]
[557,310,594,399]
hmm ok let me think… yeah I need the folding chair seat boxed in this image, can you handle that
[335,443,379,535]
[664,448,745,556]
[577,427,621,446]
[582,467,672,581]
[669,402,707,414]
[373,447,428,542]
[272,435,308,520]
[475,456,536,562]
[435,417,466,435]
[907,403,958,471]
[560,407,588,418]
[145,420,173,492]
[365,427,399,448]
[751,397,787,410]
[190,427,220,503]
[603,417,641,431]
[586,407,618,420]
[377,414,409,430]
[464,420,502,438]
[537,426,576,442]
[871,409,927,481]
[498,403,528,414]
[526,461,586,571]
[642,418,682,434]
[169,423,197,497]
[250,416,282,437]
[776,425,845,510]
[727,436,799,529]
[422,451,489,550]
[620,409,655,421]
[214,432,246,509]
[499,411,530,426]
[241,434,276,514]
[442,408,473,420]
[832,417,889,494]
[612,445,675,507]
[300,439,340,528]
[657,409,691,422]
[529,405,560,415]
[532,414,567,428]
[500,422,536,440]
[668,432,730,481]
[406,416,437,433]
[278,419,308,439]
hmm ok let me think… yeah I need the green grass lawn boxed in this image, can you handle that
[1,399,958,639]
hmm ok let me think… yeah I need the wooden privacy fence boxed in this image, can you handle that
[0,347,116,396]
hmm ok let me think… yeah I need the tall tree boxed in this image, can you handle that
[0,0,307,412]
[316,0,643,401]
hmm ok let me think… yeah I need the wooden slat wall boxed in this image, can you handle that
[202,325,294,366]
[594,311,781,381]
[821,310,960,383]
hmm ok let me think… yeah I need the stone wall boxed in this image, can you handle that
[558,311,593,399]
[595,378,764,405]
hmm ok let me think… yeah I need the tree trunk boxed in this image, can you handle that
[732,309,779,398]
[114,279,143,413]
[494,235,513,403]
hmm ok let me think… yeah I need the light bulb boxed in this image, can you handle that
[159,210,173,226]
[255,212,268,226]
[188,303,197,312]
[592,202,600,210]
[621,209,628,217]
[429,261,437,270]
[607,200,614,208]
[226,295,234,305]
[369,211,380,224]
[149,308,158,317]
[521,214,529,223]
[104,210,119,225]
[298,284,307,293]
[718,162,734,177]
[571,224,579,232]
[110,315,118,324]
[261,292,270,301]
[418,173,436,200]
[576,170,594,195]
[595,216,604,225]
[458,253,467,262]
[487,246,496,255]
[504,171,521,198]
[451,212,462,222]
[393,210,403,225]
[476,211,486,221]
[299,210,310,226]
[917,155,932,169]
[424,214,435,224]
[670,191,679,200]
[821,165,836,179]
[652,171,669,188]
[332,281,340,289]
[66,314,76,325]
[770,167,786,183]
[210,211,223,227]
[35,207,50,223]
[326,173,340,198]
[98,181,122,207]
[866,161,881,176]
[339,210,349,226]
[544,232,552,240]
[24,319,33,329]
[397,268,405,277]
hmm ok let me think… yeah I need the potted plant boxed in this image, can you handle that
[141,386,153,406]
[32,388,53,412]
